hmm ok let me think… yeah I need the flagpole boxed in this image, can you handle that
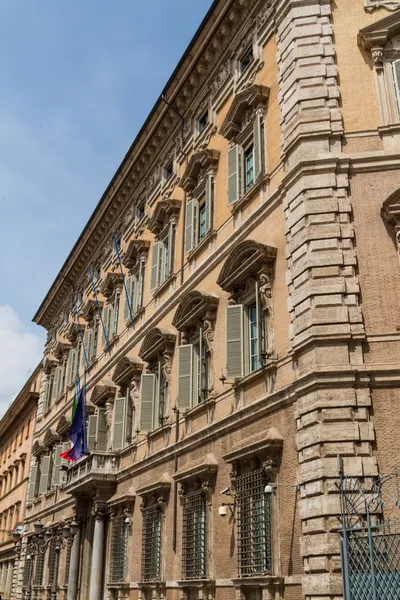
[82,370,88,454]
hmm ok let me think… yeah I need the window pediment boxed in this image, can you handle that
[82,298,103,322]
[56,415,71,437]
[364,1,400,13]
[180,149,220,193]
[220,84,269,141]
[90,379,117,407]
[359,12,400,52]
[217,240,276,294]
[112,356,143,387]
[172,291,219,331]
[43,428,60,448]
[223,427,283,464]
[137,472,172,497]
[382,188,400,258]
[122,239,150,270]
[54,340,71,360]
[109,485,136,507]
[43,355,58,374]
[173,453,218,483]
[139,328,176,362]
[148,199,181,235]
[101,272,123,299]
[32,440,46,458]
[66,321,87,343]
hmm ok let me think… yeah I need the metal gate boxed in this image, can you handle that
[339,458,400,600]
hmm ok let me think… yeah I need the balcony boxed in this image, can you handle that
[64,452,119,496]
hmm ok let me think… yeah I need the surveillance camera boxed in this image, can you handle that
[219,505,228,517]
[220,487,231,495]
[124,516,131,525]
[264,484,274,494]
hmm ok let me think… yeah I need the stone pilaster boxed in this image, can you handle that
[276,1,378,598]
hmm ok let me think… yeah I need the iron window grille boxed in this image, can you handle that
[22,555,32,589]
[34,551,45,586]
[141,502,162,582]
[182,488,207,580]
[64,542,72,586]
[236,467,272,577]
[47,537,57,586]
[109,514,129,583]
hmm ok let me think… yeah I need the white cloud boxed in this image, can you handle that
[0,305,44,418]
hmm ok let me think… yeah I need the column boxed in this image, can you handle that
[88,503,108,600]
[5,561,14,599]
[67,524,81,600]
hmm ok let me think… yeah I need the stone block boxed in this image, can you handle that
[302,573,342,595]
[302,517,327,535]
[301,533,340,557]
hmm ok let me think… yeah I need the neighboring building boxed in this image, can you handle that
[23,1,400,600]
[0,366,40,600]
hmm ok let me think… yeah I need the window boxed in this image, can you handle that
[43,372,54,413]
[112,391,133,450]
[141,500,162,582]
[34,551,45,586]
[84,319,99,365]
[103,293,120,343]
[139,360,167,432]
[93,264,101,281]
[109,511,129,582]
[182,486,207,580]
[38,455,52,496]
[51,443,69,487]
[47,537,57,586]
[87,408,108,452]
[198,111,209,134]
[124,262,145,323]
[184,177,213,254]
[177,327,211,410]
[52,362,66,403]
[226,296,265,379]
[236,465,271,576]
[150,224,175,291]
[164,160,173,181]
[136,200,146,222]
[227,113,263,205]
[67,344,80,388]
[239,45,253,73]
[22,553,32,589]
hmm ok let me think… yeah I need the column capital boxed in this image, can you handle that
[91,502,109,520]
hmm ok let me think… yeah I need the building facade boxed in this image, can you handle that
[23,1,400,600]
[0,366,40,600]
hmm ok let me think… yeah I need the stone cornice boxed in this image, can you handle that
[32,0,273,330]
[0,365,41,440]
[358,9,400,51]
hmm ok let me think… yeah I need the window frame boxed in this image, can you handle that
[150,223,175,292]
[184,176,214,255]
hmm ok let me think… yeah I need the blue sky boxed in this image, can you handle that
[0,0,213,416]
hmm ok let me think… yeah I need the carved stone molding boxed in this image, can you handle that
[43,428,60,448]
[122,239,150,270]
[101,272,123,299]
[54,340,71,360]
[364,0,400,12]
[42,356,58,375]
[82,298,103,322]
[139,328,176,363]
[92,502,109,520]
[173,291,219,332]
[223,427,283,466]
[180,149,220,192]
[66,322,86,344]
[32,440,46,458]
[56,415,71,437]
[90,379,117,408]
[112,356,143,387]
[220,84,269,140]
[217,240,276,297]
[148,199,181,235]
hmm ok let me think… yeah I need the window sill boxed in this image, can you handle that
[230,174,267,215]
[152,273,177,298]
[232,358,278,390]
[107,582,130,589]
[183,397,216,420]
[178,579,215,588]
[125,306,145,328]
[232,575,283,586]
[146,422,172,441]
[187,230,217,262]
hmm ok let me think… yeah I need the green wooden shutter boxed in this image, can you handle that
[67,349,76,386]
[43,376,51,412]
[136,263,144,311]
[205,176,213,234]
[185,200,194,254]
[83,329,90,364]
[178,345,193,410]
[103,305,112,342]
[139,374,156,432]
[226,305,244,378]
[27,462,38,502]
[58,363,66,397]
[96,409,108,451]
[124,276,132,322]
[52,445,64,487]
[253,113,263,182]
[112,297,120,338]
[167,222,174,277]
[52,368,60,402]
[150,242,160,291]
[125,394,133,445]
[228,145,241,205]
[113,397,126,450]
[38,456,51,496]
[88,415,98,452]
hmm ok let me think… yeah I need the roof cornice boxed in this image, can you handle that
[33,0,272,330]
